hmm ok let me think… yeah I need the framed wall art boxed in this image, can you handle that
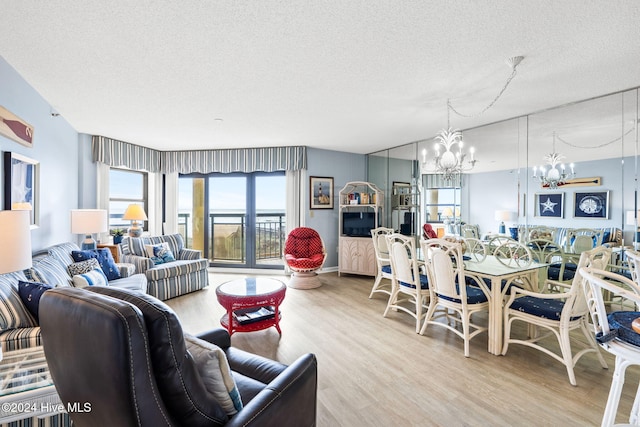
[535,193,564,218]
[0,106,34,148]
[3,152,39,228]
[573,190,610,219]
[310,176,334,209]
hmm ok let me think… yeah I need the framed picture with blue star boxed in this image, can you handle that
[573,191,610,219]
[535,192,564,218]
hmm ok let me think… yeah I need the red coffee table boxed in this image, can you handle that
[215,277,286,335]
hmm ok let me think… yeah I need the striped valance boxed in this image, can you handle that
[92,136,162,172]
[161,146,307,174]
[92,136,306,174]
[424,173,462,188]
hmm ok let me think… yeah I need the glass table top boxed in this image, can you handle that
[0,347,53,397]
[217,277,285,297]
[464,255,548,277]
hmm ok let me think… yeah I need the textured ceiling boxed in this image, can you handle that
[0,1,639,157]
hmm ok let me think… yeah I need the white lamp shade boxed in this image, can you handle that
[626,210,640,226]
[122,204,148,221]
[0,210,32,274]
[71,209,108,234]
[495,210,516,222]
[441,207,454,217]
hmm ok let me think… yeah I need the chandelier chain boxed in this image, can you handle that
[447,65,520,119]
[555,127,635,149]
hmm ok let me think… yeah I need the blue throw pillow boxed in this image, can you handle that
[156,245,176,262]
[147,243,176,265]
[72,249,121,281]
[18,280,53,323]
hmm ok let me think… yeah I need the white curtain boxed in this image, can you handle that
[286,169,304,233]
[163,172,179,234]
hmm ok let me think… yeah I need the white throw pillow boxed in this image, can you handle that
[184,334,243,415]
[72,268,108,288]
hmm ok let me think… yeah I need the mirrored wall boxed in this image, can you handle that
[367,87,639,246]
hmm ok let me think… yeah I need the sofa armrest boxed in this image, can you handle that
[115,263,136,278]
[196,328,231,349]
[119,254,154,274]
[178,248,203,260]
[225,353,318,427]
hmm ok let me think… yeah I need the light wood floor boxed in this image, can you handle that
[165,271,640,427]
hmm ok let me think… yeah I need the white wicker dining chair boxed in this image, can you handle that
[369,227,394,299]
[420,238,489,357]
[581,266,640,426]
[384,233,430,333]
[502,246,610,386]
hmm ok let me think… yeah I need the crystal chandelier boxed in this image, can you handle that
[421,56,524,182]
[532,132,575,189]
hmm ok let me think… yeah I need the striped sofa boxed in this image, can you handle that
[0,241,149,427]
[0,242,147,353]
[119,234,209,300]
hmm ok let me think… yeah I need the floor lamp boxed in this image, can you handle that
[71,209,108,250]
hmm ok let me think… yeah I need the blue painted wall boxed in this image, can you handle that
[305,147,367,268]
[0,56,80,251]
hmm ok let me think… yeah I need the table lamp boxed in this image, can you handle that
[0,210,32,275]
[71,209,108,250]
[495,210,515,234]
[122,204,148,237]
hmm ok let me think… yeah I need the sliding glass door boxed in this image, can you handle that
[178,172,285,269]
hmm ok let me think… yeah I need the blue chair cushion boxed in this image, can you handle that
[547,263,577,281]
[381,265,392,274]
[608,311,640,347]
[439,285,487,304]
[399,274,429,290]
[510,296,579,321]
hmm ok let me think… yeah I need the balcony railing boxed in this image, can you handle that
[178,212,285,264]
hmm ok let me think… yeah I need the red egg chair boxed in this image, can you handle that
[283,227,327,289]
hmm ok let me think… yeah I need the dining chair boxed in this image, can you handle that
[493,239,533,269]
[420,238,489,357]
[566,228,604,254]
[462,237,487,263]
[502,246,610,386]
[461,224,480,239]
[369,227,394,299]
[384,233,430,333]
[624,249,640,285]
[528,238,566,291]
[581,267,640,427]
[486,235,516,255]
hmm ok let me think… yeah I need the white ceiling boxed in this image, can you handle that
[1,1,639,157]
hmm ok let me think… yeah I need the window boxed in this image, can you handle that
[178,171,286,269]
[424,188,461,223]
[109,168,148,231]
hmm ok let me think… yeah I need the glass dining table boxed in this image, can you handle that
[463,255,549,355]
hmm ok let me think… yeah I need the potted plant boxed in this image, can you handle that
[110,228,125,244]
